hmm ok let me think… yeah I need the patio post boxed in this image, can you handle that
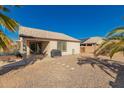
[26,40,30,56]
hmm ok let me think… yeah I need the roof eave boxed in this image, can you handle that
[19,34,80,42]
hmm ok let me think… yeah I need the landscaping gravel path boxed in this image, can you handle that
[0,55,117,88]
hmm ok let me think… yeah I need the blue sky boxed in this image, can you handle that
[2,5,124,40]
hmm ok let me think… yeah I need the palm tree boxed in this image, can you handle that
[94,27,124,58]
[0,5,19,51]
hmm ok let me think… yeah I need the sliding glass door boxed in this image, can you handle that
[30,42,42,54]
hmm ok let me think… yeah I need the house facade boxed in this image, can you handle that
[19,26,80,57]
[80,37,104,54]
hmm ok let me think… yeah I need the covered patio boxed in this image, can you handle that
[19,36,50,56]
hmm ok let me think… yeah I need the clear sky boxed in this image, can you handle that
[2,5,124,40]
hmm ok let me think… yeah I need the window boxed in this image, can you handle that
[87,44,93,46]
[57,41,67,52]
[80,44,86,46]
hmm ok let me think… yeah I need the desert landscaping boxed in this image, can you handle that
[1,5,124,88]
[0,53,124,88]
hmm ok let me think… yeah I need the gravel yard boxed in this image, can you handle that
[0,54,123,88]
[0,56,21,67]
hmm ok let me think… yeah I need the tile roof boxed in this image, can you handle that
[19,26,80,42]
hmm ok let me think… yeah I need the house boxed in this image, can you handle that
[19,26,80,57]
[80,37,104,54]
[80,38,89,45]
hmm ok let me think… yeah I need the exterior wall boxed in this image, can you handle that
[48,41,80,56]
[62,42,80,55]
[80,45,99,54]
[20,37,80,57]
[47,41,57,56]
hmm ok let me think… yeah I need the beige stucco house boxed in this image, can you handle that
[80,37,104,54]
[19,26,80,57]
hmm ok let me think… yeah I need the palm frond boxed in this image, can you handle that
[107,27,124,37]
[108,35,124,40]
[0,13,19,32]
[0,5,19,52]
[0,31,13,51]
[0,5,10,12]
[95,26,124,58]
[109,40,124,58]
[94,40,116,57]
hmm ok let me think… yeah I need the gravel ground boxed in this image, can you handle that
[0,54,120,88]
[0,56,21,66]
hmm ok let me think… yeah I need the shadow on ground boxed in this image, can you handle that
[0,55,44,75]
[77,57,124,88]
